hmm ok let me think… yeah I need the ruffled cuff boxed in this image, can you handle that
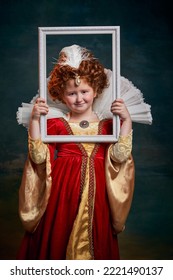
[28,135,47,164]
[110,130,133,163]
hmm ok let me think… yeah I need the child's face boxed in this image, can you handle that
[63,79,96,115]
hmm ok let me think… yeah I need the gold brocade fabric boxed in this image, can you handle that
[110,130,133,163]
[28,135,47,164]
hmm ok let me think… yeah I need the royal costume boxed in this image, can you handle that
[17,118,134,259]
[16,44,152,260]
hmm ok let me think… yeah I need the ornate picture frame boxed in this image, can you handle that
[39,26,120,142]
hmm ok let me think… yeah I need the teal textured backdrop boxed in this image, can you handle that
[0,0,172,259]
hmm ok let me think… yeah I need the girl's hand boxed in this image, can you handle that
[111,98,131,122]
[29,98,49,139]
[111,99,132,136]
[31,97,49,121]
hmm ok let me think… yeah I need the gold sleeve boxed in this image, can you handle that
[28,135,47,164]
[110,130,133,163]
[105,145,135,234]
[19,146,52,233]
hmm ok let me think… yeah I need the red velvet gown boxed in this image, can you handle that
[17,118,119,260]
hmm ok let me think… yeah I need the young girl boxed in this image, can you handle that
[17,45,135,260]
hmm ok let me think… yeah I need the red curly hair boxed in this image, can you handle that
[48,48,108,102]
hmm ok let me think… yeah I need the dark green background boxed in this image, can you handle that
[0,0,172,259]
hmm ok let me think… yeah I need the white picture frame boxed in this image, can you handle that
[39,26,120,142]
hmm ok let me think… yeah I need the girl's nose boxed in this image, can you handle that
[76,93,83,102]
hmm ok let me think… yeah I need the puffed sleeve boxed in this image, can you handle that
[28,135,47,164]
[110,130,133,163]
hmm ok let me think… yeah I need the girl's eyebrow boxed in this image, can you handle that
[65,90,76,94]
[65,87,89,93]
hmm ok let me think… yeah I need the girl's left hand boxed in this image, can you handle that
[111,98,131,122]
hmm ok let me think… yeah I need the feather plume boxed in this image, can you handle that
[59,44,91,68]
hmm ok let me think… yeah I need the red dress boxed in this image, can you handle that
[17,118,119,260]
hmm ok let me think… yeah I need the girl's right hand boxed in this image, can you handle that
[31,97,49,121]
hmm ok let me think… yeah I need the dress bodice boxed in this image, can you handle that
[69,122,98,156]
[47,118,113,159]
